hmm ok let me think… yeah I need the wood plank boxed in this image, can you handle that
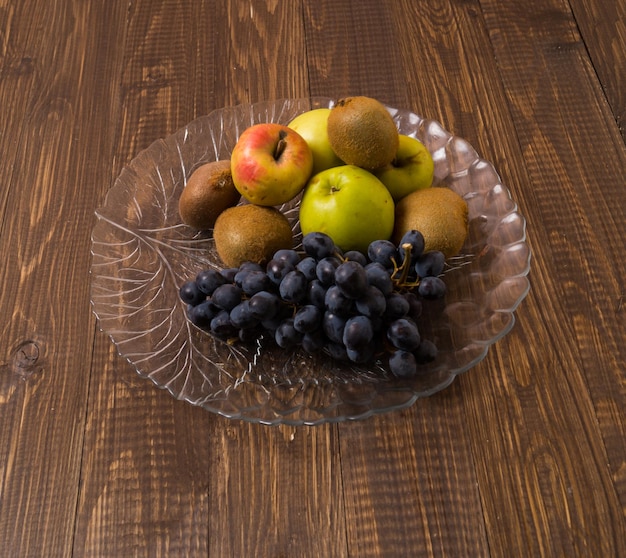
[461,0,626,554]
[73,1,217,555]
[302,0,412,109]
[0,1,130,556]
[208,421,347,557]
[73,359,212,556]
[211,0,311,107]
[338,390,490,557]
[570,0,626,138]
[0,4,37,220]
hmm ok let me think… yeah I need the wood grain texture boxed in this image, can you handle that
[303,0,411,108]
[0,0,625,556]
[0,2,130,556]
[468,0,626,554]
[207,422,347,557]
[212,0,311,106]
[570,0,626,137]
[73,1,217,554]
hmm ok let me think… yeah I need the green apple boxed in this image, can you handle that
[374,134,434,202]
[288,108,344,176]
[231,123,313,206]
[299,165,395,253]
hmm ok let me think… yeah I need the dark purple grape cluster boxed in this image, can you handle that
[179,230,447,379]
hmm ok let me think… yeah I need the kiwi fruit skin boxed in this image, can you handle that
[327,96,399,170]
[393,187,469,258]
[213,204,293,268]
[179,160,240,230]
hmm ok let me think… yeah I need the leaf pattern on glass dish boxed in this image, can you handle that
[90,98,531,425]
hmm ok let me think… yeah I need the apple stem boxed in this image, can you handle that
[274,131,288,160]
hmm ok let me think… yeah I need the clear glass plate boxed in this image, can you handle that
[90,98,531,425]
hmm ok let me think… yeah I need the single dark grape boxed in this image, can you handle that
[387,318,421,351]
[273,248,301,266]
[397,229,425,265]
[240,261,264,272]
[233,268,250,288]
[302,231,336,260]
[365,262,393,296]
[211,283,242,311]
[296,256,318,281]
[307,279,327,309]
[367,239,398,268]
[343,315,374,350]
[210,310,238,338]
[220,267,239,282]
[279,270,308,303]
[235,262,263,287]
[248,291,281,320]
[334,260,369,299]
[293,304,322,333]
[364,262,394,296]
[230,300,260,329]
[187,300,219,328]
[403,292,423,321]
[301,330,326,353]
[275,318,303,348]
[179,280,205,306]
[316,256,341,286]
[322,312,346,344]
[195,268,226,295]
[415,250,446,278]
[383,292,410,321]
[389,350,417,378]
[266,258,296,285]
[355,285,387,317]
[418,276,447,299]
[240,270,272,296]
[324,285,354,316]
[346,344,375,364]
[343,250,368,265]
[414,339,438,364]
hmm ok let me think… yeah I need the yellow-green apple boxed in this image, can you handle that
[231,123,313,206]
[288,108,344,175]
[299,165,395,253]
[373,135,434,202]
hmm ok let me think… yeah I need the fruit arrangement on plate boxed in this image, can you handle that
[177,96,470,380]
[91,96,530,423]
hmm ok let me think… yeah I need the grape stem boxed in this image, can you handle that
[391,243,420,290]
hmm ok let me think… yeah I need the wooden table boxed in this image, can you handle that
[1,1,625,556]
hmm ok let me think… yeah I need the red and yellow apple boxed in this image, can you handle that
[288,108,344,175]
[299,165,395,253]
[374,134,434,202]
[230,123,313,206]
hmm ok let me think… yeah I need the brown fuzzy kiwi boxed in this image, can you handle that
[179,160,240,230]
[213,204,293,268]
[393,187,469,258]
[327,96,399,170]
